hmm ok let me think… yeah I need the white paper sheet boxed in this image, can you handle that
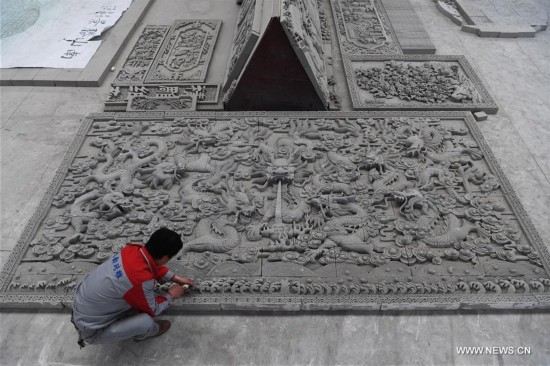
[0,0,133,68]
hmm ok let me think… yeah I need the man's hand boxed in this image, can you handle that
[167,284,188,299]
[172,275,195,288]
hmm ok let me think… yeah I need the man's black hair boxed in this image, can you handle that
[145,227,183,259]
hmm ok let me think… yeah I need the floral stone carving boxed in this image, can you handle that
[344,55,499,113]
[1,111,548,310]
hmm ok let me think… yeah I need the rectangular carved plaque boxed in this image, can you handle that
[145,20,222,84]
[1,112,548,310]
[105,84,221,112]
[126,94,197,112]
[344,55,499,113]
[330,0,402,55]
[113,25,171,86]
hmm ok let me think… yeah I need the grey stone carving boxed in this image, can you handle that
[344,55,498,113]
[317,0,331,43]
[127,94,197,112]
[330,0,401,55]
[1,111,548,310]
[380,0,436,54]
[280,0,330,105]
[222,0,331,110]
[145,20,222,84]
[113,25,171,86]
[105,84,220,112]
[223,0,263,91]
[112,20,222,87]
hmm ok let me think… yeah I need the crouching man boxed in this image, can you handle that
[71,228,194,346]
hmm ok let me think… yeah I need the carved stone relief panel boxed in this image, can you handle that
[126,94,197,112]
[223,0,263,91]
[330,0,401,55]
[317,0,332,43]
[1,111,548,310]
[280,0,330,106]
[344,55,498,113]
[105,84,221,112]
[145,20,222,84]
[113,26,171,86]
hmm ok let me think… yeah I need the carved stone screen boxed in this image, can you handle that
[344,55,499,114]
[1,112,549,310]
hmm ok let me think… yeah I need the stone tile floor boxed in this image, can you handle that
[1,0,549,364]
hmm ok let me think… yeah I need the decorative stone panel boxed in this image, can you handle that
[344,55,498,113]
[145,20,222,84]
[1,111,547,310]
[280,0,330,106]
[223,0,263,91]
[330,0,401,55]
[105,84,220,112]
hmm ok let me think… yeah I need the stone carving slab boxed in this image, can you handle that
[380,0,436,54]
[344,55,498,113]
[330,0,401,55]
[317,0,332,43]
[1,111,549,310]
[145,20,222,84]
[113,25,171,86]
[280,0,330,106]
[223,0,263,92]
[113,20,221,86]
[126,94,197,112]
[105,84,221,112]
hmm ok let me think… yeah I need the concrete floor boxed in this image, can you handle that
[1,0,550,365]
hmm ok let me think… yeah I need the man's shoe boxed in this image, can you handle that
[134,320,171,342]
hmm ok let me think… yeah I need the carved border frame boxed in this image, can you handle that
[1,111,548,310]
[343,55,499,113]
